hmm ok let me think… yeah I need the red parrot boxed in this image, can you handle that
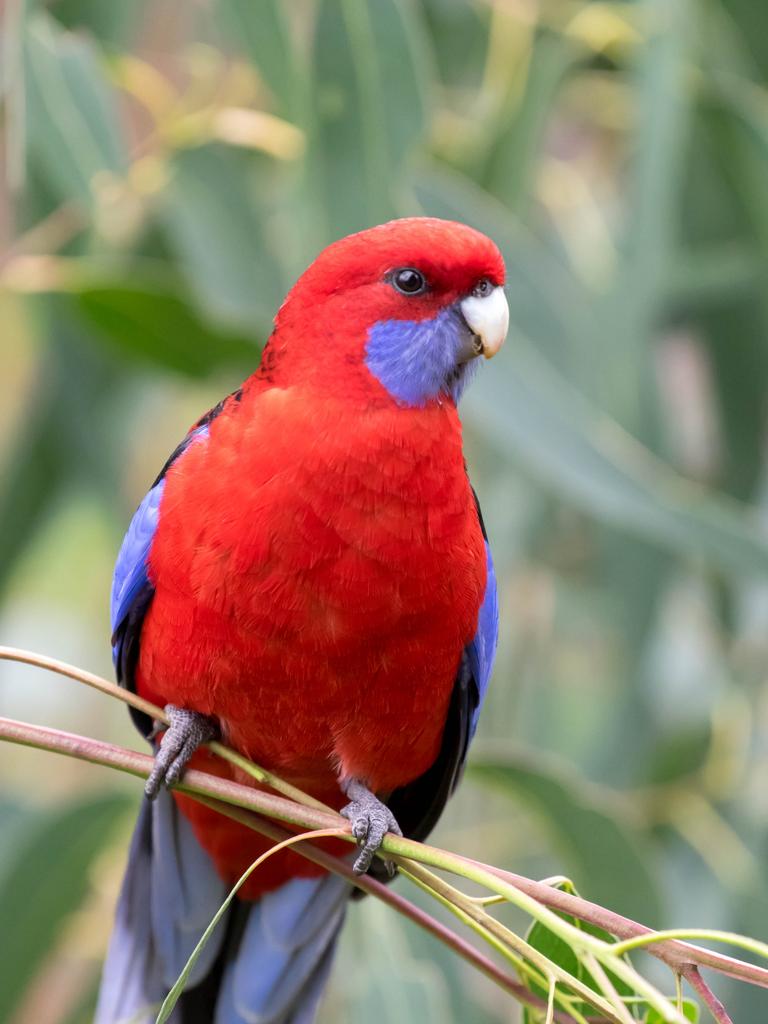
[97,218,507,1023]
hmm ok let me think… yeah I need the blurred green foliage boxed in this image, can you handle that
[2,0,768,1021]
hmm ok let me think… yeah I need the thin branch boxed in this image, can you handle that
[582,952,635,1024]
[0,714,577,1020]
[4,645,768,1024]
[0,715,342,831]
[189,794,584,1024]
[684,967,734,1024]
[470,858,768,990]
[4,646,764,992]
[2,709,767,1001]
[0,646,329,810]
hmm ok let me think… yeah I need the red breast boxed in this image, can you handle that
[136,378,486,894]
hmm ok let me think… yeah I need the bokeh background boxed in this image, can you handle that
[2,0,768,1021]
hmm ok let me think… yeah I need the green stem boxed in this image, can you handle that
[612,929,768,962]
[582,952,634,1024]
[399,864,598,1024]
[0,645,327,811]
[0,709,763,1022]
[6,645,768,995]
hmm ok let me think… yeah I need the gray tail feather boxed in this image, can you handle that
[95,793,349,1024]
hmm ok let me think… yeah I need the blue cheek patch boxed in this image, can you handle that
[365,306,477,407]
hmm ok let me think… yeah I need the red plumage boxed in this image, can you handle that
[135,218,504,898]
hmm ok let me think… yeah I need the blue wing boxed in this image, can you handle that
[110,423,213,723]
[385,487,498,846]
[110,386,245,694]
[466,509,499,739]
[111,475,168,642]
[111,479,164,675]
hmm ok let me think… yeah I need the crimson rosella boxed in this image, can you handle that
[97,217,508,1024]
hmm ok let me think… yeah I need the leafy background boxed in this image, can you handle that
[2,0,768,1020]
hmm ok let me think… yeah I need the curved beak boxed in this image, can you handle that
[460,287,509,359]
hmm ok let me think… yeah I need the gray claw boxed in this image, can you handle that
[145,705,218,800]
[340,778,402,875]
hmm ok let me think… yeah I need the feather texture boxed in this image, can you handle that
[99,217,506,1023]
[214,876,349,1024]
[95,791,228,1024]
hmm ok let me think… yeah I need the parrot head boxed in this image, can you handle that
[272,217,508,406]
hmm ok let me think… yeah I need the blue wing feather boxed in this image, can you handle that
[111,480,165,648]
[110,423,211,692]
[466,536,498,740]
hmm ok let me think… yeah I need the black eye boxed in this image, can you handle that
[392,268,427,295]
[472,278,493,298]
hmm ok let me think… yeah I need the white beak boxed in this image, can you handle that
[460,286,509,359]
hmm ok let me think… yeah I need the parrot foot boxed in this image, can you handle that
[144,705,218,800]
[340,778,402,875]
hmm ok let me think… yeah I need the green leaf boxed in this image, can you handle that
[159,146,283,332]
[469,755,662,925]
[214,0,302,119]
[310,0,432,237]
[523,907,636,1020]
[646,722,712,785]
[23,11,127,208]
[409,164,768,576]
[484,28,578,212]
[465,342,768,579]
[646,999,699,1023]
[51,0,146,47]
[73,274,262,376]
[0,793,133,1022]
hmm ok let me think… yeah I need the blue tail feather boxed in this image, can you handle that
[214,876,349,1024]
[96,795,349,1024]
[149,791,231,990]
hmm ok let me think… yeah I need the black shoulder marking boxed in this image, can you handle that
[471,484,488,540]
[115,581,155,736]
[150,387,242,489]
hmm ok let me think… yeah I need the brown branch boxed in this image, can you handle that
[0,713,579,1022]
[189,794,583,1023]
[468,859,768,990]
[684,967,734,1024]
[2,712,767,1002]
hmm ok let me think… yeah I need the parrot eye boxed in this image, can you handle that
[472,278,494,298]
[391,268,427,295]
